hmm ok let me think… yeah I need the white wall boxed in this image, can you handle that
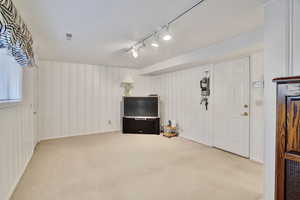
[38,61,154,140]
[153,65,213,145]
[264,1,290,199]
[0,68,37,200]
[250,52,264,163]
[152,53,264,162]
[292,0,300,74]
[264,0,300,199]
[0,44,265,200]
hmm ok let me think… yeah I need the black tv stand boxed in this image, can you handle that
[122,117,160,135]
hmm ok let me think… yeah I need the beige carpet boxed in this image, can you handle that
[11,132,263,200]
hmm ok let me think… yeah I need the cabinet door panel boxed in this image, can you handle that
[287,97,300,154]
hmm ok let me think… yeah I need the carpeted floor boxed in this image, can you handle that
[11,132,263,200]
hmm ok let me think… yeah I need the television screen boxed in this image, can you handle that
[124,97,158,117]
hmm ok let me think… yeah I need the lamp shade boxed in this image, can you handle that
[122,75,134,84]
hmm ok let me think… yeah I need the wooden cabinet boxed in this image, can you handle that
[274,76,300,200]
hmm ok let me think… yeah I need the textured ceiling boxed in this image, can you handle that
[13,0,264,68]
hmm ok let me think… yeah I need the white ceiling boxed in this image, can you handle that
[13,0,264,68]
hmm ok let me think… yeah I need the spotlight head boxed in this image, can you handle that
[151,40,159,48]
[162,26,172,41]
[131,48,138,58]
[163,34,172,41]
[151,41,159,47]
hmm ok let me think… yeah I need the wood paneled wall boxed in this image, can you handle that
[153,66,213,145]
[0,55,264,199]
[38,61,154,140]
[0,68,36,200]
[152,52,264,163]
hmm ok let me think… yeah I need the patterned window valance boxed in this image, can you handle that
[0,0,34,66]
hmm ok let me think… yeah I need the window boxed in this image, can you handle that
[0,49,23,102]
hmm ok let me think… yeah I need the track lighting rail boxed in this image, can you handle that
[168,0,206,26]
[128,0,206,57]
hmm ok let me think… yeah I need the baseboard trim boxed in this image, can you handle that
[6,147,35,200]
[250,158,264,164]
[179,135,264,164]
[179,135,213,148]
[39,130,121,142]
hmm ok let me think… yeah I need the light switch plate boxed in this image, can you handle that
[252,81,264,88]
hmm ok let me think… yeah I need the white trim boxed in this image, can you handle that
[247,56,252,159]
[0,100,22,110]
[141,29,263,75]
[262,0,280,7]
[39,130,120,141]
[6,147,35,200]
[288,0,295,75]
[279,0,295,76]
[251,158,264,164]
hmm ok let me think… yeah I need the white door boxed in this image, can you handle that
[213,57,250,157]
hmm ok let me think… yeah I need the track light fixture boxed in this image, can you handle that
[127,0,206,59]
[161,26,172,41]
[151,33,160,48]
[151,41,159,48]
[131,47,138,58]
[130,42,146,58]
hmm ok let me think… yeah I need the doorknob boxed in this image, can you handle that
[241,112,248,116]
[244,104,249,108]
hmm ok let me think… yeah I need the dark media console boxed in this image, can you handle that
[122,96,160,135]
[123,117,160,135]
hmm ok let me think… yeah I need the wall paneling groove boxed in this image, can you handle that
[0,68,37,200]
[38,61,154,140]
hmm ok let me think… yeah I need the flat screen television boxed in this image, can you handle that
[123,96,159,117]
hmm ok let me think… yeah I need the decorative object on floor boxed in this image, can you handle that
[171,120,176,128]
[121,75,134,96]
[163,120,178,138]
[0,0,35,66]
[273,76,300,200]
[163,125,178,138]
